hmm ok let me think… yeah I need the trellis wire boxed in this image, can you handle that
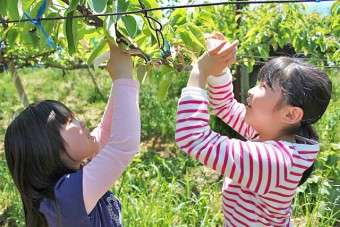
[0,0,334,24]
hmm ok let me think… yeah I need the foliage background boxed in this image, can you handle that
[0,0,339,226]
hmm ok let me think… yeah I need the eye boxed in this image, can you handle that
[71,118,82,128]
[257,81,266,88]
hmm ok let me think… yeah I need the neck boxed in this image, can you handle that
[258,133,296,143]
[276,134,296,143]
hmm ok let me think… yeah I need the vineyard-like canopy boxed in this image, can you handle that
[0,0,339,105]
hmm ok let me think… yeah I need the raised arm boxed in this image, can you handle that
[90,44,134,149]
[176,38,293,194]
[207,71,258,139]
[90,85,116,149]
[82,43,140,214]
[176,88,295,195]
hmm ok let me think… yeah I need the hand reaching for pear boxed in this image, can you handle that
[106,42,133,81]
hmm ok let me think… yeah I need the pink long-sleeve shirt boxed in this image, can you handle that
[175,70,318,226]
[84,79,140,213]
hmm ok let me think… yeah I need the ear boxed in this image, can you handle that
[281,106,304,125]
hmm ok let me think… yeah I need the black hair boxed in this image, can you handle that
[4,100,76,227]
[257,57,332,186]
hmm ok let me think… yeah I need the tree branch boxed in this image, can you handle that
[59,0,155,63]
[44,62,90,70]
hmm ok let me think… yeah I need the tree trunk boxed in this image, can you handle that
[240,64,249,104]
[234,0,243,102]
[7,61,29,107]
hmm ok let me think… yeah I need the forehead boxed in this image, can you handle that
[257,78,283,93]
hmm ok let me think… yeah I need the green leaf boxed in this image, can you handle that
[0,27,9,41]
[8,28,19,47]
[111,0,118,23]
[22,0,35,12]
[104,28,116,44]
[77,27,99,40]
[257,44,269,60]
[121,15,138,38]
[18,0,23,17]
[177,22,205,55]
[0,0,8,17]
[104,8,117,41]
[66,0,80,13]
[42,13,59,36]
[87,0,107,14]
[161,65,174,75]
[21,25,33,45]
[141,0,161,20]
[25,1,44,19]
[186,23,205,47]
[331,0,339,16]
[39,12,59,49]
[158,77,171,99]
[30,31,39,48]
[8,0,22,20]
[113,0,129,24]
[87,39,108,65]
[170,8,187,27]
[318,36,327,52]
[21,28,39,48]
[65,11,78,55]
[137,64,147,84]
[242,57,255,73]
[198,11,216,29]
[117,0,129,13]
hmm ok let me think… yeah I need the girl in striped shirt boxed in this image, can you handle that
[175,33,332,226]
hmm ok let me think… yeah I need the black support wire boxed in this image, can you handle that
[0,0,335,24]
[1,0,338,68]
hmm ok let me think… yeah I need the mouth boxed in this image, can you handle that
[88,134,96,141]
[246,98,252,108]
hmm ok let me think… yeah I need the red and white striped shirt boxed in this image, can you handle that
[175,71,318,226]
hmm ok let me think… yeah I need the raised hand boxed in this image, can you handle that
[106,42,133,81]
[187,33,239,88]
[199,33,239,77]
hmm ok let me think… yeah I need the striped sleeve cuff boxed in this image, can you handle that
[207,68,232,85]
[182,86,208,100]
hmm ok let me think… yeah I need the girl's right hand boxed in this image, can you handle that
[197,33,238,78]
[187,33,238,88]
[106,41,133,81]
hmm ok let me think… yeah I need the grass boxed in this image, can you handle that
[0,67,339,226]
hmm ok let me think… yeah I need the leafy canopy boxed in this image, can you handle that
[0,0,338,77]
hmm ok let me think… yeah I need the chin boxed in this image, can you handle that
[244,117,255,129]
[244,115,249,125]
[93,143,100,152]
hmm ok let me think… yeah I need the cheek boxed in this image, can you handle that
[244,107,255,126]
[61,130,87,159]
[244,105,267,125]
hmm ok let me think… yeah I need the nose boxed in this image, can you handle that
[248,86,255,96]
[79,120,86,129]
[73,118,86,129]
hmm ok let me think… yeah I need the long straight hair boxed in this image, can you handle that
[4,100,76,226]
